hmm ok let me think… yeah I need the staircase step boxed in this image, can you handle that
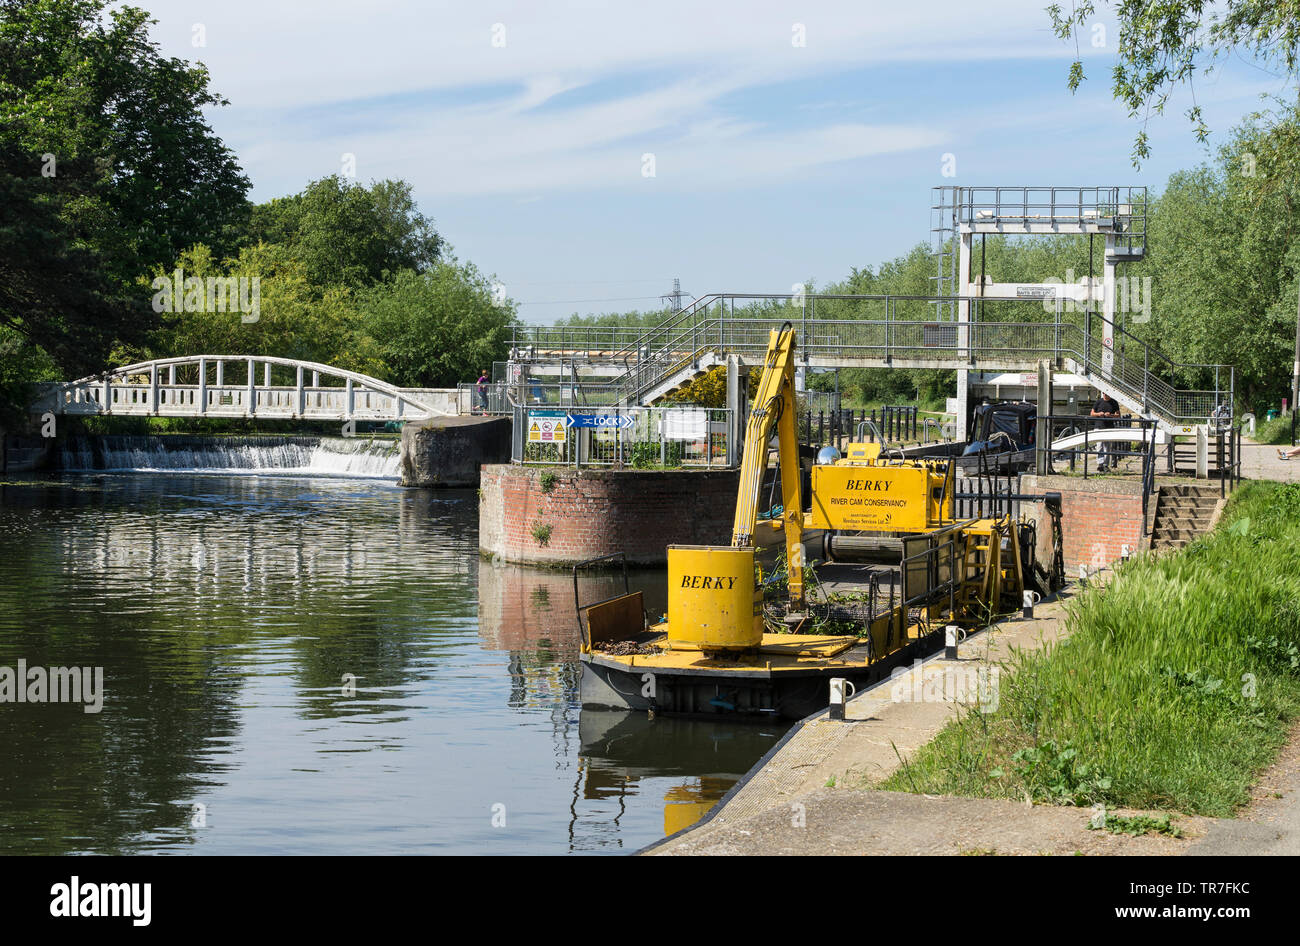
[1153,527,1205,541]
[1153,517,1214,530]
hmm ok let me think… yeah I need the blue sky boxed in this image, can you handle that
[136,1,1292,323]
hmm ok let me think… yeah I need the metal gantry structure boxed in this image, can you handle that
[510,291,1231,432]
[508,185,1230,435]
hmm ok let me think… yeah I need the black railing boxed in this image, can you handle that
[799,406,920,449]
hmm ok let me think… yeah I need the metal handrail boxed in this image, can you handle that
[512,291,1233,427]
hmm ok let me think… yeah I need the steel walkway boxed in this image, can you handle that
[511,293,1233,431]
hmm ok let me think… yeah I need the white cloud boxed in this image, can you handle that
[127,1,1074,196]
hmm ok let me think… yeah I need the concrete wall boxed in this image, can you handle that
[0,434,53,473]
[401,388,458,415]
[479,465,741,566]
[400,416,511,488]
[1021,474,1146,574]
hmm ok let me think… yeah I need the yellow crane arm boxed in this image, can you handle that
[730,323,806,608]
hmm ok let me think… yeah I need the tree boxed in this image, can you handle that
[1139,115,1300,407]
[0,0,251,284]
[247,176,442,290]
[143,243,384,379]
[0,140,150,379]
[1048,1,1300,165]
[359,260,517,388]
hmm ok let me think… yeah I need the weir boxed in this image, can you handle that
[55,434,402,478]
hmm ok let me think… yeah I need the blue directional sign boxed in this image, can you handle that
[564,412,634,430]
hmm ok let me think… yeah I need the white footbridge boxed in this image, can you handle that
[32,356,453,422]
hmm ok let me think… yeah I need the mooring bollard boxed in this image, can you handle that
[945,624,960,660]
[828,677,855,720]
[1022,589,1040,619]
[1121,544,1131,561]
[1078,563,1088,586]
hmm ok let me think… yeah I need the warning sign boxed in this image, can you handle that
[528,410,566,443]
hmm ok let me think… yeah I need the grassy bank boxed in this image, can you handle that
[1254,412,1294,446]
[882,480,1300,817]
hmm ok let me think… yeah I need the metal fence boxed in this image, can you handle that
[459,381,624,415]
[799,406,921,449]
[513,404,733,468]
[512,293,1233,428]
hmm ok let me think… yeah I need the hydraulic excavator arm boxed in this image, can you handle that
[731,323,806,609]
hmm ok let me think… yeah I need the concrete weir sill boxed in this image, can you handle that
[478,465,742,567]
[399,416,511,488]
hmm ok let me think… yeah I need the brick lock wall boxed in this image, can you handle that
[479,465,741,566]
[476,564,583,655]
[1020,474,1146,574]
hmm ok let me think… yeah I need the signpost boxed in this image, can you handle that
[563,413,633,430]
[527,409,567,443]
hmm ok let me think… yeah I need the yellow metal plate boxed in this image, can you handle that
[756,634,859,658]
[808,464,949,532]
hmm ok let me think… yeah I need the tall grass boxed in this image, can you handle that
[1253,412,1294,445]
[881,481,1300,816]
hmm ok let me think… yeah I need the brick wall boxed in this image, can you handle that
[1020,474,1146,574]
[479,465,741,566]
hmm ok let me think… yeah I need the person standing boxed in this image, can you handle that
[1090,391,1121,472]
[476,369,490,413]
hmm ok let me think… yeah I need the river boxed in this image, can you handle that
[0,450,784,855]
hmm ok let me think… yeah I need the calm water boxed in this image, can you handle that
[0,472,783,854]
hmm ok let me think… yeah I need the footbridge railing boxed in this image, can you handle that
[512,293,1233,429]
[33,356,453,421]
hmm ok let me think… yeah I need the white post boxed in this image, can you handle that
[1101,245,1116,378]
[955,229,974,440]
[295,365,304,417]
[149,363,158,415]
[215,359,224,389]
[346,378,354,419]
[198,358,208,414]
[247,359,255,417]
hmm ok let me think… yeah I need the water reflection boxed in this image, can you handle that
[0,473,782,854]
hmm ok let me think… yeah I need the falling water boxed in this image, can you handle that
[58,435,400,478]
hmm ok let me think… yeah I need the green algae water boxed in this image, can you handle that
[0,472,783,854]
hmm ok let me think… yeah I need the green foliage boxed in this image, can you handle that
[246,176,441,289]
[141,243,383,376]
[0,325,59,427]
[0,0,251,283]
[1254,412,1294,445]
[530,521,552,546]
[1047,1,1300,166]
[1246,633,1300,674]
[664,365,759,408]
[538,470,558,493]
[628,441,682,469]
[359,261,515,388]
[0,139,152,377]
[1088,812,1183,838]
[882,481,1300,817]
[1001,740,1112,806]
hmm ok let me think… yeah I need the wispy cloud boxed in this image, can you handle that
[141,1,1071,196]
